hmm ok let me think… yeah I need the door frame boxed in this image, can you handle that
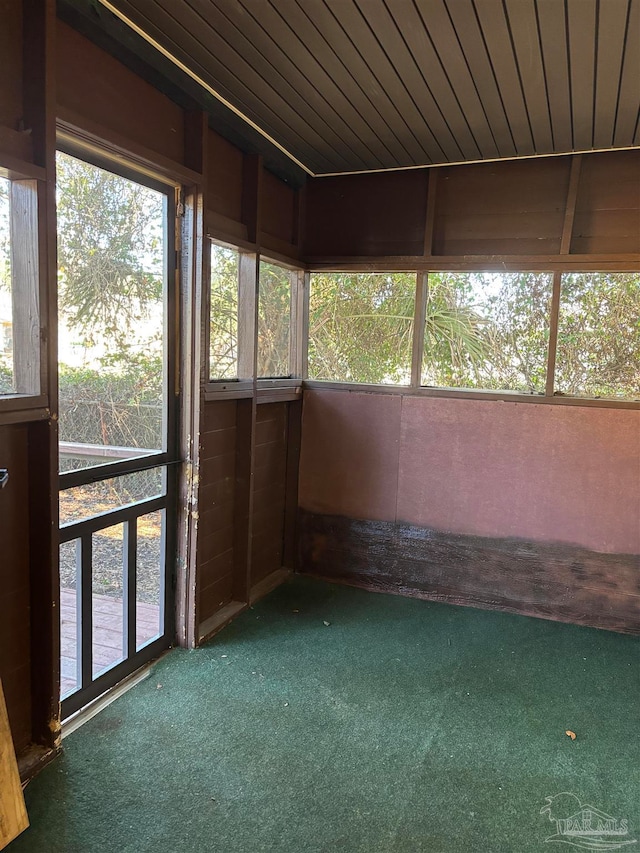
[55,137,187,718]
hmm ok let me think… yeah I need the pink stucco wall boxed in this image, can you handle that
[299,389,640,554]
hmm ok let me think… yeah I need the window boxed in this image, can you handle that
[421,272,553,393]
[209,242,239,380]
[56,151,167,471]
[555,272,640,400]
[257,260,292,378]
[0,175,41,396]
[308,272,415,384]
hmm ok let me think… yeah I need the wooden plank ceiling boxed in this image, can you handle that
[104,0,640,175]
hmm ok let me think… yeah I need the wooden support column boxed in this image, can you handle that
[19,0,61,778]
[546,155,583,396]
[411,272,428,388]
[177,109,208,649]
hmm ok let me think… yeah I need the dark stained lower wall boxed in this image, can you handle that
[298,389,640,632]
[251,402,288,588]
[0,424,32,752]
[298,510,640,634]
[196,401,238,626]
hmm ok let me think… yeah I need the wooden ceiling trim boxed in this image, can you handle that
[536,0,573,153]
[593,0,629,149]
[413,0,499,159]
[204,0,385,171]
[614,0,640,147]
[504,0,554,153]
[443,0,517,158]
[473,0,536,155]
[282,0,422,166]
[358,0,470,162]
[321,0,443,164]
[138,0,348,173]
[226,0,393,169]
[567,0,597,151]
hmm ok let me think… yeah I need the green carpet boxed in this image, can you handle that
[10,577,640,853]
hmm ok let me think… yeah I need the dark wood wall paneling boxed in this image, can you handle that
[0,426,32,754]
[196,401,238,626]
[56,20,185,165]
[206,124,301,260]
[304,169,429,257]
[251,403,288,587]
[0,0,32,163]
[433,158,570,256]
[571,151,640,254]
[304,150,640,261]
[260,169,298,259]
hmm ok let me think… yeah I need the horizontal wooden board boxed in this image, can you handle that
[305,170,428,257]
[56,20,185,165]
[207,128,243,223]
[0,0,23,136]
[261,169,296,245]
[299,511,640,634]
[197,572,234,619]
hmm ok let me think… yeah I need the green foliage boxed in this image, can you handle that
[258,262,291,377]
[209,244,239,379]
[56,151,164,350]
[423,272,552,393]
[309,272,415,384]
[59,353,163,455]
[556,272,640,398]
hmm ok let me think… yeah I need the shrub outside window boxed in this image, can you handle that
[421,272,553,394]
[555,272,640,400]
[257,261,292,378]
[209,243,239,380]
[308,272,415,384]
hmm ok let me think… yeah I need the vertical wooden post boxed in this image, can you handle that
[545,270,562,397]
[23,0,61,766]
[177,110,207,648]
[546,155,583,396]
[411,272,428,388]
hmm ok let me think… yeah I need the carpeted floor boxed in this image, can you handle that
[10,577,640,853]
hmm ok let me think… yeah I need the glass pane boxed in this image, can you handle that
[421,272,553,393]
[555,273,640,399]
[92,523,125,677]
[60,539,81,698]
[309,272,414,384]
[0,177,12,393]
[59,467,165,526]
[257,261,291,377]
[136,510,164,650]
[56,151,166,472]
[210,243,239,379]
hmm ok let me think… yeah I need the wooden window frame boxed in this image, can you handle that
[203,244,305,402]
[303,265,640,410]
[0,166,47,418]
